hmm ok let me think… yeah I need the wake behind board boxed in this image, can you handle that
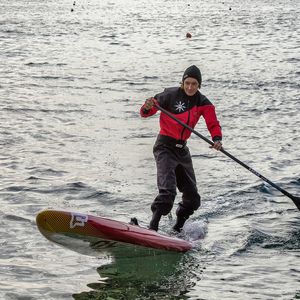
[36,210,192,256]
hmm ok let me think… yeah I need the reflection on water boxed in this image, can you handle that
[73,249,200,300]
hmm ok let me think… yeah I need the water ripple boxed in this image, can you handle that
[0,0,299,299]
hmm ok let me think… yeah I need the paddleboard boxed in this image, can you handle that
[36,210,192,256]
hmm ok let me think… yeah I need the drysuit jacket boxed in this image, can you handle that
[140,87,222,142]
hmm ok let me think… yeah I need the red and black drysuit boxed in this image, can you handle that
[140,87,222,231]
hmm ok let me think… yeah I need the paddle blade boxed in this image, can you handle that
[292,196,300,211]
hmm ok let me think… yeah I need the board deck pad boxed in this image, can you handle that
[36,210,193,256]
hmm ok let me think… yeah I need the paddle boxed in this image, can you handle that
[154,103,300,211]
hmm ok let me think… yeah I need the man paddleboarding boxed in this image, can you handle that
[140,65,223,232]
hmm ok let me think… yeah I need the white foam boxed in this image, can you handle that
[182,219,208,242]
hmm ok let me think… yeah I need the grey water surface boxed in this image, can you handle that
[0,0,299,299]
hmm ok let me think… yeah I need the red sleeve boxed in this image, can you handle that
[202,105,222,140]
[140,100,159,118]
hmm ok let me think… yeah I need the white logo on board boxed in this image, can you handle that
[70,213,88,229]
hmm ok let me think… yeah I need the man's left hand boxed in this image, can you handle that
[210,141,222,151]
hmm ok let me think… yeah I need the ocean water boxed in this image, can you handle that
[0,0,299,299]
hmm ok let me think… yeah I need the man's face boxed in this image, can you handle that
[183,77,199,96]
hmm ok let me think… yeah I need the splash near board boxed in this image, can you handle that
[36,210,192,256]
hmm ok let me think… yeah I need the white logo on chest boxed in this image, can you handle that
[174,101,186,112]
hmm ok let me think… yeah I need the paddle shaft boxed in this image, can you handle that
[154,103,300,210]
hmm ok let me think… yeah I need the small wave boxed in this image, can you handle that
[143,75,159,80]
[82,191,109,199]
[2,181,82,193]
[25,62,68,67]
[236,227,300,254]
[0,137,25,146]
[108,78,131,84]
[67,181,88,189]
[25,62,49,66]
[126,133,156,139]
[30,182,90,195]
[284,57,300,63]
[26,176,45,181]
[3,107,87,114]
[3,214,31,223]
[206,77,299,91]
[38,181,109,200]
[4,186,27,192]
[31,75,73,81]
[0,29,24,34]
[100,34,117,39]
[293,178,300,185]
[258,183,273,195]
[27,167,67,177]
[236,228,270,253]
[191,153,216,159]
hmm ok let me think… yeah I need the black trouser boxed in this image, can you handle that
[151,135,201,221]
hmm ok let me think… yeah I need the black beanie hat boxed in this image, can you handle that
[182,65,202,85]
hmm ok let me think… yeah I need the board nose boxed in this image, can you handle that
[36,210,53,233]
[36,210,60,233]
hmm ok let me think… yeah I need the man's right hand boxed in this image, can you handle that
[144,97,155,110]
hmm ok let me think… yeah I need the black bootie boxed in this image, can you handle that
[173,216,187,233]
[149,212,162,231]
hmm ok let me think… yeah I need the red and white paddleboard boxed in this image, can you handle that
[36,210,192,256]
